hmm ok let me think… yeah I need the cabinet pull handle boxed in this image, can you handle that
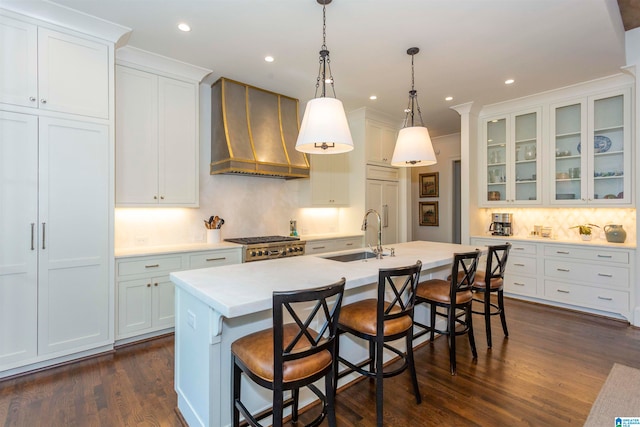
[346,243,354,246]
[513,263,525,267]
[556,268,570,272]
[145,264,160,268]
[513,247,525,250]
[556,251,570,254]
[556,289,570,294]
[513,282,525,286]
[597,273,613,278]
[30,223,35,250]
[597,296,613,301]
[597,254,612,258]
[206,257,226,262]
[42,222,46,250]
[313,246,326,250]
[383,205,389,228]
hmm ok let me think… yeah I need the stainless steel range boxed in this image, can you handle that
[224,236,306,262]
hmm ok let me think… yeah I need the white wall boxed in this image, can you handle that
[410,133,461,243]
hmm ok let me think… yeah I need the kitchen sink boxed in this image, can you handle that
[323,251,386,262]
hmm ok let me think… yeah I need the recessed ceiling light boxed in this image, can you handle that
[264,56,274,63]
[178,23,191,32]
[445,96,453,101]
[369,95,377,100]
[505,79,515,85]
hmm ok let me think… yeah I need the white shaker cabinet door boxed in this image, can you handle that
[152,275,175,328]
[0,16,38,109]
[115,66,159,204]
[37,28,109,119]
[158,76,198,205]
[37,117,110,355]
[0,111,38,367]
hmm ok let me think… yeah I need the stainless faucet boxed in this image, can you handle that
[361,209,383,259]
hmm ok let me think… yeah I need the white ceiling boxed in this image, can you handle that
[21,0,628,137]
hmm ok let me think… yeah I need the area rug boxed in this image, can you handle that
[584,363,640,426]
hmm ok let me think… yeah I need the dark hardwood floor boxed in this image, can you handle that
[1,298,639,426]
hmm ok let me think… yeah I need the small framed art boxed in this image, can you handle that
[419,172,439,197]
[419,201,439,226]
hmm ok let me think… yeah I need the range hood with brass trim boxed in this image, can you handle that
[210,78,310,179]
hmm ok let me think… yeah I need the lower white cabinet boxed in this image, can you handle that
[1,112,111,372]
[471,237,634,321]
[304,236,364,255]
[115,247,242,342]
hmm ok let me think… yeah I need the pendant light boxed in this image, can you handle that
[295,0,354,154]
[391,47,437,167]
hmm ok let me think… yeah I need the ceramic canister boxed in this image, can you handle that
[604,224,626,243]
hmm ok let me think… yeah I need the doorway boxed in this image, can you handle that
[452,159,461,243]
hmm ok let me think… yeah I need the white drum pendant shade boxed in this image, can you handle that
[391,126,437,167]
[295,97,354,154]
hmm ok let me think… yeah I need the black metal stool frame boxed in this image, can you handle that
[232,278,346,427]
[472,243,511,348]
[414,250,481,375]
[335,261,422,427]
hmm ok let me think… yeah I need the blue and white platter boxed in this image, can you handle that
[577,135,612,154]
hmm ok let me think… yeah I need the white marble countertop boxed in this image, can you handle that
[471,234,636,249]
[299,233,364,241]
[170,241,481,319]
[115,241,243,258]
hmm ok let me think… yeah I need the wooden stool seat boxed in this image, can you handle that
[231,324,332,383]
[338,299,413,337]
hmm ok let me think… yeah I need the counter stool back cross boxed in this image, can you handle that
[231,278,346,427]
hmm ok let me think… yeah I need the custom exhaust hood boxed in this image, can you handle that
[210,78,310,179]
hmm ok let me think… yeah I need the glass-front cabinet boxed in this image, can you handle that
[550,88,631,205]
[483,108,541,205]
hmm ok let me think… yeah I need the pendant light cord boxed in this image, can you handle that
[314,2,336,99]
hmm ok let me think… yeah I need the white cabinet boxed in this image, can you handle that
[481,108,541,205]
[115,248,242,342]
[115,65,198,206]
[365,119,398,166]
[310,152,349,206]
[0,15,109,118]
[550,88,631,205]
[0,112,111,368]
[304,236,364,255]
[366,179,398,245]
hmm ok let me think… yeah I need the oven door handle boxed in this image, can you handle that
[266,249,282,256]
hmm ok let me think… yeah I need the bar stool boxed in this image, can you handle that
[414,250,481,375]
[471,243,511,348]
[231,278,346,427]
[335,261,422,427]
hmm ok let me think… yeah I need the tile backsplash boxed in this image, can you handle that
[477,208,636,243]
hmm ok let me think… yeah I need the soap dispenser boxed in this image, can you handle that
[289,220,298,237]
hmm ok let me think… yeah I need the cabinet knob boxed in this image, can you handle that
[40,99,47,104]
[154,282,158,286]
[154,196,158,200]
[160,196,164,200]
[29,96,36,102]
[147,283,151,287]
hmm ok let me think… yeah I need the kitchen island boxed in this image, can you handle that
[170,241,481,427]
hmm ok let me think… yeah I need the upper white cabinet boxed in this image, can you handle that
[482,108,541,205]
[550,88,631,205]
[0,15,109,119]
[115,65,199,206]
[310,153,349,206]
[365,119,398,166]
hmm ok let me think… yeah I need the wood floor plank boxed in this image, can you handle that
[1,298,639,426]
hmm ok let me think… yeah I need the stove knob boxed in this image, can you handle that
[288,247,293,253]
[258,250,263,256]
[251,251,257,256]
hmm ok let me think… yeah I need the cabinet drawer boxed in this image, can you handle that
[507,255,537,275]
[504,274,537,297]
[543,245,629,264]
[306,240,334,255]
[544,259,629,289]
[189,249,241,269]
[366,165,399,181]
[333,237,363,251]
[544,280,629,313]
[118,256,183,277]
[509,242,537,255]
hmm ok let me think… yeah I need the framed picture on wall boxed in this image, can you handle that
[419,172,439,197]
[419,201,439,226]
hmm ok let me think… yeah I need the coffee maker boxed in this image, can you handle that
[489,213,513,236]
